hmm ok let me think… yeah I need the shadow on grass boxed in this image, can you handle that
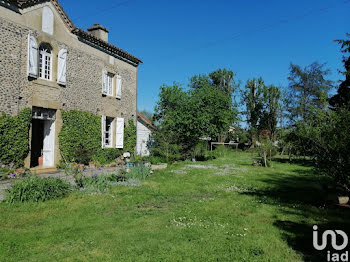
[243,172,327,206]
[240,165,350,261]
[274,218,350,262]
[273,156,314,167]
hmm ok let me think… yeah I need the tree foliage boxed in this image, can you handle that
[0,108,32,168]
[153,69,239,157]
[242,78,281,144]
[287,62,332,123]
[329,33,350,110]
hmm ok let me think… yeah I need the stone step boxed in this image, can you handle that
[30,167,59,175]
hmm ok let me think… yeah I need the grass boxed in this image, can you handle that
[0,151,349,261]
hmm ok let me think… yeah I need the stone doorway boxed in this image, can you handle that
[30,107,56,168]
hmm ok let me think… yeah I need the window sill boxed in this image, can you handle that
[33,78,59,89]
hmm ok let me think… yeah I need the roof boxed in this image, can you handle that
[4,0,142,66]
[137,112,156,130]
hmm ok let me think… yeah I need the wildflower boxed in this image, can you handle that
[93,174,98,179]
[10,173,16,178]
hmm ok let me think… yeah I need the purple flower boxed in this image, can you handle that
[98,167,102,171]
[10,174,15,178]
[93,174,98,179]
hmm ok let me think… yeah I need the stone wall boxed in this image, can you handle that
[0,13,138,122]
[0,3,139,167]
[0,18,27,115]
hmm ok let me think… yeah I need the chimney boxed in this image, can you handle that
[87,24,109,42]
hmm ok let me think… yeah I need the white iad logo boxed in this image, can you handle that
[313,225,349,262]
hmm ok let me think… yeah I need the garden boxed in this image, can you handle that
[0,33,349,262]
[0,149,349,261]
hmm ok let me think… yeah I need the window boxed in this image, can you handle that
[39,43,52,80]
[102,71,114,96]
[102,116,114,148]
[107,73,114,96]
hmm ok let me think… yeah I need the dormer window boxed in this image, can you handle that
[39,43,52,80]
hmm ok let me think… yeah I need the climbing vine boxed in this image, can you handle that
[59,110,134,164]
[0,108,32,168]
[124,119,137,154]
[59,110,101,164]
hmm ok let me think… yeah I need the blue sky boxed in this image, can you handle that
[60,0,349,112]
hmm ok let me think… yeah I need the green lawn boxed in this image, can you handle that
[0,151,349,261]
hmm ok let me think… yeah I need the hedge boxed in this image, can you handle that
[0,108,32,168]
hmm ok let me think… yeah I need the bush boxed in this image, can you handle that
[255,130,278,167]
[80,175,109,193]
[0,168,14,180]
[150,130,182,162]
[0,108,32,168]
[92,148,121,165]
[212,145,230,158]
[312,109,350,193]
[191,141,210,161]
[59,110,101,164]
[126,165,151,180]
[6,176,71,203]
[105,173,126,182]
[65,165,84,188]
[78,173,128,193]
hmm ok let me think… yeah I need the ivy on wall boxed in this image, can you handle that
[59,110,137,164]
[0,108,32,168]
[59,110,101,164]
[124,119,137,154]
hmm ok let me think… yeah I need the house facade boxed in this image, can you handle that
[136,112,156,157]
[0,0,142,168]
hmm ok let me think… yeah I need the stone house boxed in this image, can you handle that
[136,112,156,157]
[0,0,142,169]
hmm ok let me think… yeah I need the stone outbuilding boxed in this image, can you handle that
[0,0,142,169]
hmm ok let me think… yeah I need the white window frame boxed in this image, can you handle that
[103,116,114,148]
[106,73,114,96]
[103,71,114,97]
[39,44,53,81]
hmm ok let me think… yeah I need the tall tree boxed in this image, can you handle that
[154,69,239,157]
[329,33,350,110]
[261,85,281,138]
[242,78,265,144]
[189,69,239,142]
[287,62,333,123]
[209,69,235,96]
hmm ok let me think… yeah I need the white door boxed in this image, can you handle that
[43,120,55,167]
